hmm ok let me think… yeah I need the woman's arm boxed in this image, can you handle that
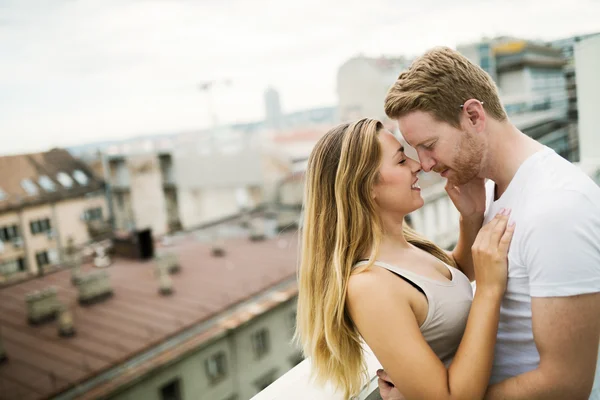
[348,213,513,400]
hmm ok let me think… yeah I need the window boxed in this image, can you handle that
[205,351,227,383]
[254,369,278,392]
[84,207,103,221]
[159,378,182,400]
[38,175,56,192]
[0,225,20,242]
[0,187,6,201]
[289,352,304,367]
[21,179,38,195]
[36,251,50,269]
[56,172,74,188]
[288,310,297,338]
[72,170,89,185]
[30,218,51,235]
[0,257,25,276]
[480,56,490,71]
[251,328,270,359]
[18,257,25,272]
[115,193,124,208]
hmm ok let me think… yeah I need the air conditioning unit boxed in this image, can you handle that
[12,237,23,248]
[47,230,56,240]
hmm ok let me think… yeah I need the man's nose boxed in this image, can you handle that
[418,152,436,172]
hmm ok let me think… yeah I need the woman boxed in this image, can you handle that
[296,118,514,399]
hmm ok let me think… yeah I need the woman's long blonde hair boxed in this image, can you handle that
[296,118,455,398]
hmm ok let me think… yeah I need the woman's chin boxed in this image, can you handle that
[411,194,425,211]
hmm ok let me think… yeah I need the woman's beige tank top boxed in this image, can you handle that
[354,260,474,365]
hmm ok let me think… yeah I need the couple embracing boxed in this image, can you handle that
[296,47,600,400]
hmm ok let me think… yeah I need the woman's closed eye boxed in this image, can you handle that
[398,158,407,165]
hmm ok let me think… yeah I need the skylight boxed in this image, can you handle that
[56,172,74,188]
[38,175,56,192]
[72,170,89,186]
[21,179,38,195]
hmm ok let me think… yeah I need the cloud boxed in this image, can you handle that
[0,0,599,154]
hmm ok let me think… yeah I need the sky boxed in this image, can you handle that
[0,0,599,155]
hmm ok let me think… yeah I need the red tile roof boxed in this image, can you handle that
[0,231,299,400]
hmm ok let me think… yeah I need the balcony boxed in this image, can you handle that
[251,347,383,400]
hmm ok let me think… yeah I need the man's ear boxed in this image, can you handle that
[462,98,486,132]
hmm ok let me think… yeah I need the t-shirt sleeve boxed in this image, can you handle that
[521,190,600,297]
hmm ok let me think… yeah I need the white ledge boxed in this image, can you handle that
[251,346,382,400]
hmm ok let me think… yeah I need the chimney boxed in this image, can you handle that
[76,271,113,305]
[57,305,76,337]
[25,287,60,325]
[249,218,266,241]
[64,236,82,284]
[158,270,174,296]
[93,245,112,268]
[276,209,301,232]
[0,335,7,363]
[155,251,180,275]
[264,211,278,238]
[211,237,226,257]
[239,208,251,229]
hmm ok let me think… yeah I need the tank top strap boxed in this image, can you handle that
[354,260,431,296]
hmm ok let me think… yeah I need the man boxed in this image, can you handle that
[378,47,600,399]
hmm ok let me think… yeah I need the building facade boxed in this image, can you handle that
[549,32,600,162]
[108,295,301,400]
[0,149,108,281]
[458,37,574,160]
[101,129,265,236]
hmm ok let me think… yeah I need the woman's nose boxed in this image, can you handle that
[409,157,422,174]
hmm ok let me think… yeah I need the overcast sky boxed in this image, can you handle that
[1,0,599,155]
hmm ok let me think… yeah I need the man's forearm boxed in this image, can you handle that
[485,367,591,400]
[451,215,483,281]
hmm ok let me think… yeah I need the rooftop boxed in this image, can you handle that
[0,229,299,400]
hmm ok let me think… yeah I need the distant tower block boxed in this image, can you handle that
[265,86,283,130]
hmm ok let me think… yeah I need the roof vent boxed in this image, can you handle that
[57,305,76,338]
[25,287,60,325]
[75,271,113,305]
[155,252,180,275]
[158,269,174,296]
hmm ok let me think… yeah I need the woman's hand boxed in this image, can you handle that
[445,177,486,220]
[471,209,515,296]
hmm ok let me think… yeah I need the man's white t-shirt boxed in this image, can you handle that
[482,147,600,398]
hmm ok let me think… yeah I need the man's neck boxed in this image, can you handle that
[482,121,544,200]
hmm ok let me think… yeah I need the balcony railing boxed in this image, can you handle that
[251,346,383,400]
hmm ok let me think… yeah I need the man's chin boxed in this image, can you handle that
[447,173,474,186]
